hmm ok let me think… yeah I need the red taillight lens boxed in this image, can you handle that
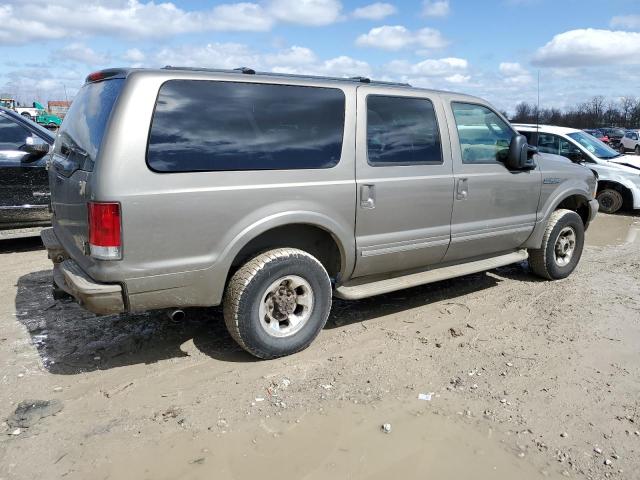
[88,202,121,260]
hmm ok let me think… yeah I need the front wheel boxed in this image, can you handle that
[21,112,32,120]
[223,248,332,359]
[619,144,626,154]
[596,189,623,214]
[635,145,640,155]
[528,209,584,280]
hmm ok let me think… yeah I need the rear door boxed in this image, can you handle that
[443,100,541,262]
[353,87,454,278]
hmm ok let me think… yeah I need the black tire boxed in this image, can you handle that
[528,209,584,280]
[223,248,332,359]
[21,112,31,119]
[619,144,626,154]
[635,145,640,155]
[596,188,623,214]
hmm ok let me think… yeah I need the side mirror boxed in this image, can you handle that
[506,134,536,170]
[21,136,50,161]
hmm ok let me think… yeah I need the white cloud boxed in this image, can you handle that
[422,0,449,17]
[445,73,470,84]
[156,43,261,70]
[532,29,640,67]
[356,25,448,51]
[154,42,370,78]
[352,2,396,20]
[0,0,348,45]
[610,15,640,30]
[123,48,145,62]
[267,0,343,26]
[499,62,533,84]
[51,43,110,65]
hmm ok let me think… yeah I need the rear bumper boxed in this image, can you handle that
[41,228,126,315]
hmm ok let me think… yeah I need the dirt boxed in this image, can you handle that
[1,214,639,480]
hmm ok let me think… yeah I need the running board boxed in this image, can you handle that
[335,250,528,300]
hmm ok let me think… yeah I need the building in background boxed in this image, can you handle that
[48,100,71,119]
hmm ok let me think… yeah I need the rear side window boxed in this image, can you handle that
[0,114,29,150]
[53,79,124,176]
[147,80,345,172]
[452,102,514,164]
[366,95,442,166]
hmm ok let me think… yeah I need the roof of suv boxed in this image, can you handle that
[86,66,484,102]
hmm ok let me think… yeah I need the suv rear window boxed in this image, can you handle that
[147,80,345,172]
[53,79,124,176]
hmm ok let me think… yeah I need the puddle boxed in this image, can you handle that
[103,403,560,480]
[586,214,640,247]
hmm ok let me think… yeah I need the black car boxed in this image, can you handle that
[0,106,54,230]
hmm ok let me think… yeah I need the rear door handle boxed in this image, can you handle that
[360,184,376,209]
[456,178,468,200]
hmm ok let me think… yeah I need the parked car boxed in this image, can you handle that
[583,128,609,144]
[0,106,54,230]
[600,127,625,148]
[4,100,63,129]
[515,124,640,214]
[619,130,640,155]
[42,67,598,359]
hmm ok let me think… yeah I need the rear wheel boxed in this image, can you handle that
[21,112,31,120]
[223,248,332,359]
[529,209,584,280]
[596,188,623,214]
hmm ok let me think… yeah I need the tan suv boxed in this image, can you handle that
[42,67,598,358]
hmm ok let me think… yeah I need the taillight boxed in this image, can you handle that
[88,202,122,260]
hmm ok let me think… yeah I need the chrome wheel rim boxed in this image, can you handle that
[554,226,576,267]
[258,275,314,338]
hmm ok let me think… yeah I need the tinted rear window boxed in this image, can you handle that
[147,80,345,172]
[366,95,442,166]
[53,79,124,176]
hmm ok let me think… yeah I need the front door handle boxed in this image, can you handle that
[456,178,468,200]
[360,184,376,209]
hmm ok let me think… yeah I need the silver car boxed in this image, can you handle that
[42,67,598,358]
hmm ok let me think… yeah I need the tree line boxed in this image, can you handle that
[509,96,640,129]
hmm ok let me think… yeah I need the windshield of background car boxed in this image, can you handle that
[53,79,124,176]
[567,131,620,159]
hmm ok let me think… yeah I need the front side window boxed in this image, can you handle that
[452,102,514,164]
[0,114,29,151]
[147,80,345,172]
[366,95,442,166]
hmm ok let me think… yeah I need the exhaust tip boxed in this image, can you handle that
[167,309,185,322]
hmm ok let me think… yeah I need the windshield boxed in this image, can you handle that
[567,131,621,159]
[53,79,124,176]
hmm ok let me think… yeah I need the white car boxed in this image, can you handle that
[515,124,640,214]
[620,130,640,155]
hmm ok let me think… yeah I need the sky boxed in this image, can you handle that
[1,0,639,113]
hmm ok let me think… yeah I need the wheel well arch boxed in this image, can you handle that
[228,223,344,282]
[556,194,591,226]
[597,180,634,210]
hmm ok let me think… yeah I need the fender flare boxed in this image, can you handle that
[206,211,356,304]
[524,188,592,249]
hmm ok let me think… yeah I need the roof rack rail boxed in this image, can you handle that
[162,65,410,87]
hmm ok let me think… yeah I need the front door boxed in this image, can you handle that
[353,87,454,278]
[442,100,541,262]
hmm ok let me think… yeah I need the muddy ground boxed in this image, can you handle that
[1,214,639,480]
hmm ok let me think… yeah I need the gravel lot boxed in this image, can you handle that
[1,214,639,480]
